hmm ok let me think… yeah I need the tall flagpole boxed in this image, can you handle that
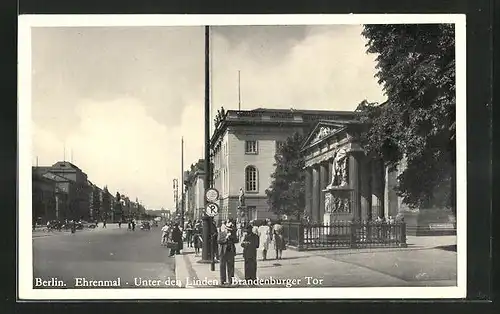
[238,70,241,111]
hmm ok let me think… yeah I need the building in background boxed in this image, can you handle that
[184,159,205,220]
[32,169,58,224]
[210,108,356,222]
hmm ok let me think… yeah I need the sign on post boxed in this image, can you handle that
[205,188,219,203]
[205,203,219,217]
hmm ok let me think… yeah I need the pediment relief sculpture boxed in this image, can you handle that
[312,126,336,143]
[325,193,351,213]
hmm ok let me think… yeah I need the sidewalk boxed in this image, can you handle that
[174,235,457,288]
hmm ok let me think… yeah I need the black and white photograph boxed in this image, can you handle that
[18,14,466,299]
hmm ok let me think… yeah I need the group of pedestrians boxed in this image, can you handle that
[218,218,286,286]
[160,217,286,286]
[160,221,183,256]
[183,220,204,256]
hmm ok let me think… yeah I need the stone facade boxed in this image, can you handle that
[302,119,456,235]
[185,166,205,220]
[210,108,356,223]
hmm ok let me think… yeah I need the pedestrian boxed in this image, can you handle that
[185,220,193,247]
[241,224,260,281]
[273,221,285,260]
[169,223,182,256]
[211,219,219,262]
[236,220,242,240]
[132,219,136,231]
[118,220,121,228]
[161,222,170,246]
[103,219,107,228]
[218,221,237,286]
[193,221,203,256]
[261,219,273,261]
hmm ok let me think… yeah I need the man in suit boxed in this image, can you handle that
[218,221,237,286]
[241,224,260,281]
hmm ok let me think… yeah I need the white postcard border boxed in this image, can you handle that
[18,14,467,300]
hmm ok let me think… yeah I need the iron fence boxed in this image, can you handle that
[282,220,407,251]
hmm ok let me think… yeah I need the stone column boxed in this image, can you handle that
[304,167,313,220]
[384,166,399,218]
[319,162,329,222]
[349,152,362,221]
[311,165,320,223]
[371,159,384,219]
[360,157,372,221]
[327,158,333,186]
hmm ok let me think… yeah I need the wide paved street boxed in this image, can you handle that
[33,225,176,288]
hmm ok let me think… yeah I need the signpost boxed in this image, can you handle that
[205,188,219,203]
[205,202,219,217]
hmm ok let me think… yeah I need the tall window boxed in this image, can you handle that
[245,166,258,192]
[247,206,257,220]
[245,140,258,154]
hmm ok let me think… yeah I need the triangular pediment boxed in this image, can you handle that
[301,120,349,151]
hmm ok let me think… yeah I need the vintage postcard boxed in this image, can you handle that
[18,14,466,300]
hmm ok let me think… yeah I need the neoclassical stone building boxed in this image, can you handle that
[301,119,455,234]
[210,108,356,223]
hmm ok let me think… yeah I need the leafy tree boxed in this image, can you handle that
[92,186,101,220]
[266,132,306,220]
[358,24,456,213]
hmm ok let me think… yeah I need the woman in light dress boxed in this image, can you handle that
[261,219,273,261]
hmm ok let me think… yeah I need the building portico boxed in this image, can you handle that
[301,120,387,223]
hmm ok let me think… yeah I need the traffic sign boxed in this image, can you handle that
[205,202,219,217]
[205,188,219,203]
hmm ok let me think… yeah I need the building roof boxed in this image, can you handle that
[51,161,82,171]
[210,107,358,145]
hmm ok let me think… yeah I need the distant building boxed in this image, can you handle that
[210,108,356,222]
[32,169,58,223]
[33,162,88,222]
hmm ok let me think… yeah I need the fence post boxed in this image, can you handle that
[399,222,407,247]
[350,220,357,248]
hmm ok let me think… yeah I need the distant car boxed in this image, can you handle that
[140,221,151,230]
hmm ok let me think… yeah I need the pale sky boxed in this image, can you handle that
[31,25,386,210]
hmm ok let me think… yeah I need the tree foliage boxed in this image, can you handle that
[92,186,101,219]
[266,132,306,220]
[358,24,456,211]
[101,186,110,219]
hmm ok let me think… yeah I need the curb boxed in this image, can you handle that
[174,254,190,288]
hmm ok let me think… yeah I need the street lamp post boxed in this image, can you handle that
[200,25,213,265]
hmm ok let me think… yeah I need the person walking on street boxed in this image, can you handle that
[241,224,260,281]
[273,221,285,260]
[185,220,193,247]
[193,221,203,256]
[169,223,182,256]
[211,219,219,262]
[118,220,121,228]
[161,222,170,246]
[218,221,237,286]
[103,219,107,228]
[261,219,273,261]
[131,219,136,231]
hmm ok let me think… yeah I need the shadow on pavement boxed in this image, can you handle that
[435,244,457,252]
